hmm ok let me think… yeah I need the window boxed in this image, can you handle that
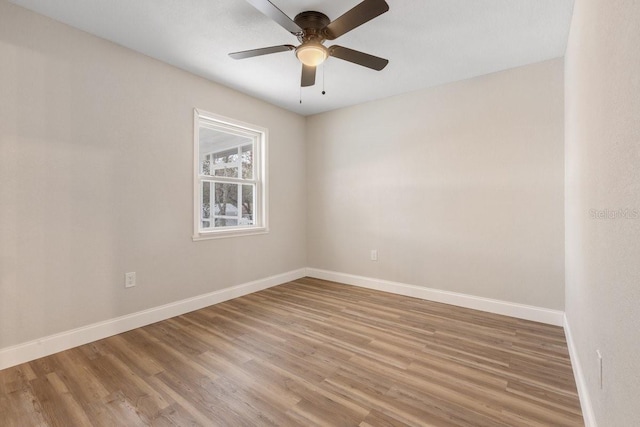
[193,109,267,239]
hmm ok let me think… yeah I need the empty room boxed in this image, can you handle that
[1,0,638,426]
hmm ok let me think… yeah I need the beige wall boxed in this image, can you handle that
[565,0,640,425]
[0,2,307,349]
[307,59,565,310]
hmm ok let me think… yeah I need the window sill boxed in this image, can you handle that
[192,226,269,241]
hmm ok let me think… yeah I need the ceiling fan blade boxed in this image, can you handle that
[329,45,388,70]
[324,0,389,40]
[301,64,316,87]
[246,0,302,34]
[229,45,295,59]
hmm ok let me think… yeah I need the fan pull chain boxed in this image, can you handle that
[299,86,302,104]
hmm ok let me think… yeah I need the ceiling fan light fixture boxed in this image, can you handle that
[295,42,328,66]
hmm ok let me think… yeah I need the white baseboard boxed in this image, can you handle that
[564,314,597,427]
[0,268,306,371]
[305,268,565,326]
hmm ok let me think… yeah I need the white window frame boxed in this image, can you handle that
[193,109,268,240]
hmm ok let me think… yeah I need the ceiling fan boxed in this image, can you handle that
[229,0,390,87]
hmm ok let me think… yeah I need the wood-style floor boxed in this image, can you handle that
[0,277,583,426]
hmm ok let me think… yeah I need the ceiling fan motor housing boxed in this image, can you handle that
[294,11,330,43]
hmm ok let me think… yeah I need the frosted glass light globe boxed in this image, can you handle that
[296,42,328,66]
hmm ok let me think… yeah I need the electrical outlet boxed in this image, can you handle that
[125,272,136,288]
[370,249,378,261]
[597,350,603,389]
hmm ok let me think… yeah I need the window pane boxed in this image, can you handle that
[213,149,238,178]
[241,184,254,225]
[214,182,238,228]
[202,181,211,223]
[241,144,253,179]
[202,154,211,175]
[215,218,237,227]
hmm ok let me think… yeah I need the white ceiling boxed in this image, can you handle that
[9,0,575,116]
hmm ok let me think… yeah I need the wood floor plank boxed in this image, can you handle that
[0,384,49,427]
[0,277,584,426]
